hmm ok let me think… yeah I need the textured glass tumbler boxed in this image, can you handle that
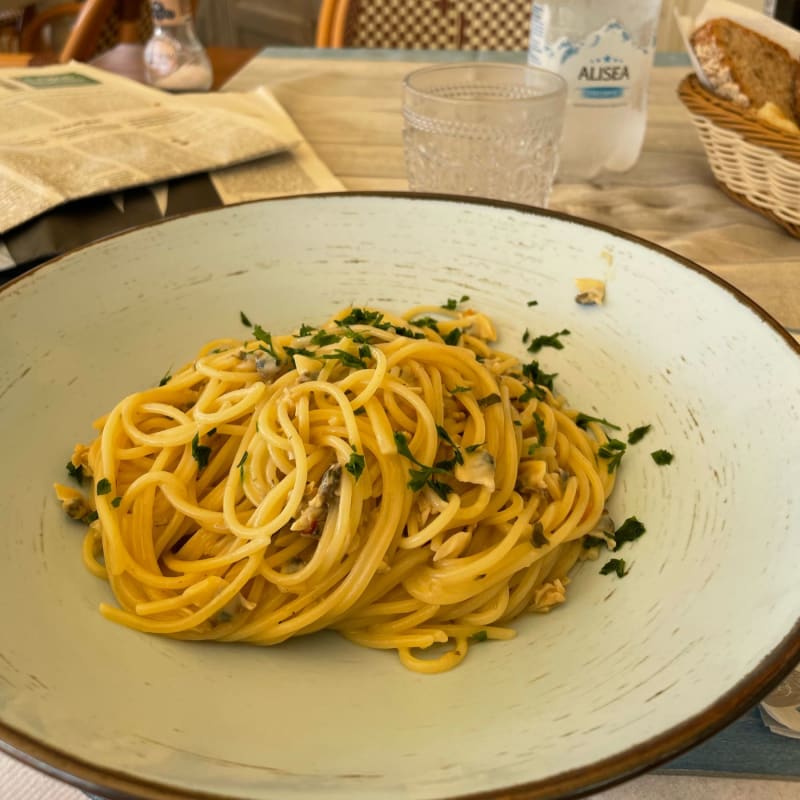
[403,63,567,208]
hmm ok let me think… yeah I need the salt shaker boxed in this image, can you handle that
[144,0,212,92]
[527,0,662,179]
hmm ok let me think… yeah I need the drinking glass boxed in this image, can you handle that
[402,63,567,208]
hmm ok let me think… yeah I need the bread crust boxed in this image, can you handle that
[691,17,798,122]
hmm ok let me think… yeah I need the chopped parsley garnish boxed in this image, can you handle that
[469,630,488,643]
[323,349,367,370]
[111,496,122,508]
[527,300,539,307]
[582,535,608,549]
[522,328,531,344]
[393,326,425,339]
[651,449,674,465]
[96,478,112,495]
[465,442,484,453]
[394,431,452,501]
[519,385,545,402]
[66,462,84,484]
[443,328,462,346]
[310,330,339,347]
[345,448,366,481]
[338,326,368,343]
[158,369,172,387]
[478,393,502,408]
[442,295,469,310]
[284,346,315,358]
[627,424,652,445]
[613,516,646,550]
[436,425,464,465]
[298,323,315,337]
[207,428,217,437]
[358,344,371,360]
[576,413,620,431]
[191,433,211,471]
[82,510,99,524]
[336,308,390,329]
[337,309,373,327]
[236,451,248,483]
[600,558,628,577]
[533,412,547,444]
[451,385,471,394]
[353,407,367,416]
[240,311,252,327]
[527,329,570,353]
[411,316,440,331]
[253,325,280,361]
[597,438,626,473]
[521,360,557,391]
[532,522,548,548]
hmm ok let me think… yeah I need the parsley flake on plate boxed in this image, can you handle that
[600,558,628,578]
[627,424,652,445]
[613,517,646,550]
[651,449,674,465]
[527,329,570,353]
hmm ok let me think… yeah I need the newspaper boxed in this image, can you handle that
[174,87,344,204]
[0,61,298,234]
[0,71,344,274]
[761,665,800,739]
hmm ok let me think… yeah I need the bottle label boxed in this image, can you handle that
[528,7,651,108]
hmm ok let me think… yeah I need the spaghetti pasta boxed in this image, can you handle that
[57,304,621,673]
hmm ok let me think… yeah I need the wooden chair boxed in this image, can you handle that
[21,0,196,62]
[0,4,35,53]
[316,0,533,50]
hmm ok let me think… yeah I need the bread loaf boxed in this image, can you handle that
[691,17,799,123]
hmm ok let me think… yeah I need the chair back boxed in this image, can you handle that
[319,0,533,50]
[68,0,153,60]
[0,5,35,53]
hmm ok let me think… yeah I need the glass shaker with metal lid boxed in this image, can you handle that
[144,0,212,92]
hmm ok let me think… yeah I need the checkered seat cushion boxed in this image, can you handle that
[342,0,533,50]
[456,0,532,51]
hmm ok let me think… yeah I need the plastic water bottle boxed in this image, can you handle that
[144,0,212,92]
[528,1,662,180]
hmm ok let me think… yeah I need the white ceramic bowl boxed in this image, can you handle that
[0,194,798,800]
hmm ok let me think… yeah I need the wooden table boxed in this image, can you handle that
[222,49,800,338]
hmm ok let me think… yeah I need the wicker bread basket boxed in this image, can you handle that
[678,73,800,237]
